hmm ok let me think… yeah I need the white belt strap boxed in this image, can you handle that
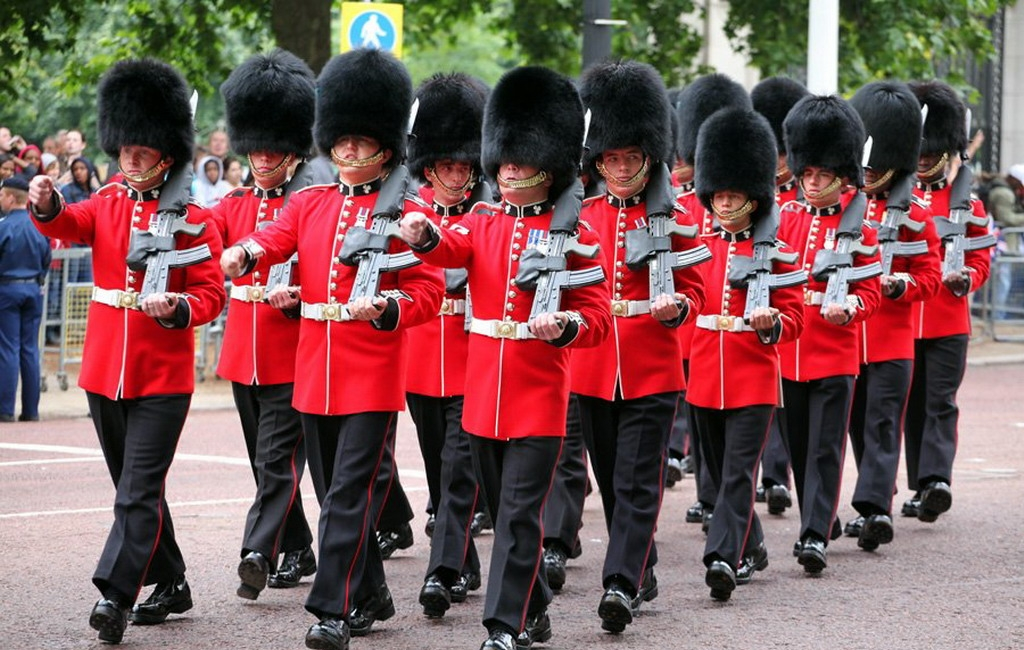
[439,298,467,316]
[91,287,141,310]
[469,318,535,340]
[610,299,651,318]
[230,284,267,303]
[804,290,825,306]
[695,314,754,333]
[300,301,353,322]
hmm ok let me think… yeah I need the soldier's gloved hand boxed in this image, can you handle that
[942,271,970,297]
[142,292,179,320]
[529,311,567,341]
[400,212,431,246]
[267,285,300,310]
[349,296,387,321]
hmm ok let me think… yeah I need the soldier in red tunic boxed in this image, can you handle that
[571,59,705,634]
[403,72,489,618]
[671,74,752,529]
[844,81,942,550]
[688,107,805,601]
[749,76,811,515]
[400,66,611,650]
[903,81,992,523]
[28,59,226,644]
[211,49,325,600]
[221,49,444,650]
[777,95,881,574]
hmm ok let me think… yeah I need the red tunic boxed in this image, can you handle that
[416,200,611,439]
[776,178,800,207]
[570,193,705,400]
[404,186,470,398]
[32,183,226,399]
[776,192,882,381]
[911,179,991,339]
[675,186,716,362]
[686,230,804,409]
[210,186,300,385]
[858,196,942,363]
[246,182,444,416]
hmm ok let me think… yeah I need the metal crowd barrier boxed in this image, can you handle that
[976,227,1024,342]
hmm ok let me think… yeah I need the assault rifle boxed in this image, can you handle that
[339,165,421,301]
[727,203,807,324]
[126,162,212,300]
[514,177,605,320]
[870,173,927,275]
[263,160,333,293]
[933,164,996,277]
[624,162,711,309]
[811,191,882,315]
[445,178,492,331]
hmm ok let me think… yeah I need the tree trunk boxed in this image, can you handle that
[272,0,333,74]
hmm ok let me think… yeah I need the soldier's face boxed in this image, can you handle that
[428,159,474,203]
[916,152,948,181]
[599,147,647,194]
[713,190,748,214]
[119,145,171,190]
[800,166,842,206]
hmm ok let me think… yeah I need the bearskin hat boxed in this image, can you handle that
[221,49,315,157]
[407,72,488,183]
[849,81,922,178]
[579,60,673,174]
[784,94,866,187]
[695,108,777,222]
[751,76,810,152]
[675,73,751,166]
[909,80,968,157]
[481,66,584,197]
[97,59,194,169]
[314,48,412,162]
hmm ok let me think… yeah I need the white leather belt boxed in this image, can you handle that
[610,299,651,317]
[695,314,753,332]
[91,287,141,310]
[439,298,467,316]
[230,284,267,303]
[469,319,535,340]
[301,301,353,322]
[804,290,825,306]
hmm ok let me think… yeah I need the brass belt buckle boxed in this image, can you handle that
[119,291,138,309]
[248,286,265,302]
[804,289,814,305]
[440,298,453,315]
[717,315,734,331]
[496,321,516,338]
[322,304,340,321]
[611,300,628,317]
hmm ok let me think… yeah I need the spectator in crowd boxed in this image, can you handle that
[0,154,15,180]
[0,126,13,154]
[208,129,230,160]
[191,154,232,207]
[41,153,61,181]
[987,165,1024,318]
[60,157,101,204]
[58,129,88,182]
[222,155,244,190]
[0,176,51,423]
[14,144,42,177]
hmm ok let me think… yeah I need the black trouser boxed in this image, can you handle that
[692,404,774,568]
[371,416,415,534]
[543,395,588,555]
[759,416,791,489]
[471,435,562,636]
[680,361,716,507]
[407,393,481,579]
[667,390,688,460]
[904,335,968,489]
[232,382,312,559]
[578,391,674,591]
[779,376,854,543]
[87,392,191,604]
[850,360,912,516]
[302,411,393,619]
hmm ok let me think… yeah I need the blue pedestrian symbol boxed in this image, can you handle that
[350,11,396,51]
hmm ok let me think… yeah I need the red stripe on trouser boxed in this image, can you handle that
[518,437,564,632]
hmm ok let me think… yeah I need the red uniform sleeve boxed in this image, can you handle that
[962,197,992,292]
[32,192,97,244]
[561,220,611,348]
[179,204,227,327]
[671,229,707,322]
[772,244,805,345]
[245,191,301,264]
[846,223,882,325]
[415,211,477,269]
[390,237,444,329]
[891,206,942,303]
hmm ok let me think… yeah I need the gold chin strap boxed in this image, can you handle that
[919,152,950,181]
[712,200,755,223]
[331,147,386,168]
[427,167,473,195]
[801,175,843,200]
[862,168,895,194]
[597,156,650,193]
[497,169,548,189]
[672,162,693,179]
[248,153,294,179]
[120,158,171,184]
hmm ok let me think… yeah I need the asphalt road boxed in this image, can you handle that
[2,363,1023,650]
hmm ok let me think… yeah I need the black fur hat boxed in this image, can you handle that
[408,72,488,183]
[909,80,968,157]
[751,76,810,152]
[695,108,777,222]
[579,60,673,173]
[481,66,584,197]
[850,81,922,177]
[675,73,751,166]
[784,94,867,187]
[97,58,194,169]
[314,49,412,162]
[221,49,315,157]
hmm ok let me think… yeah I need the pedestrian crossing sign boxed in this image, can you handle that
[340,2,404,58]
